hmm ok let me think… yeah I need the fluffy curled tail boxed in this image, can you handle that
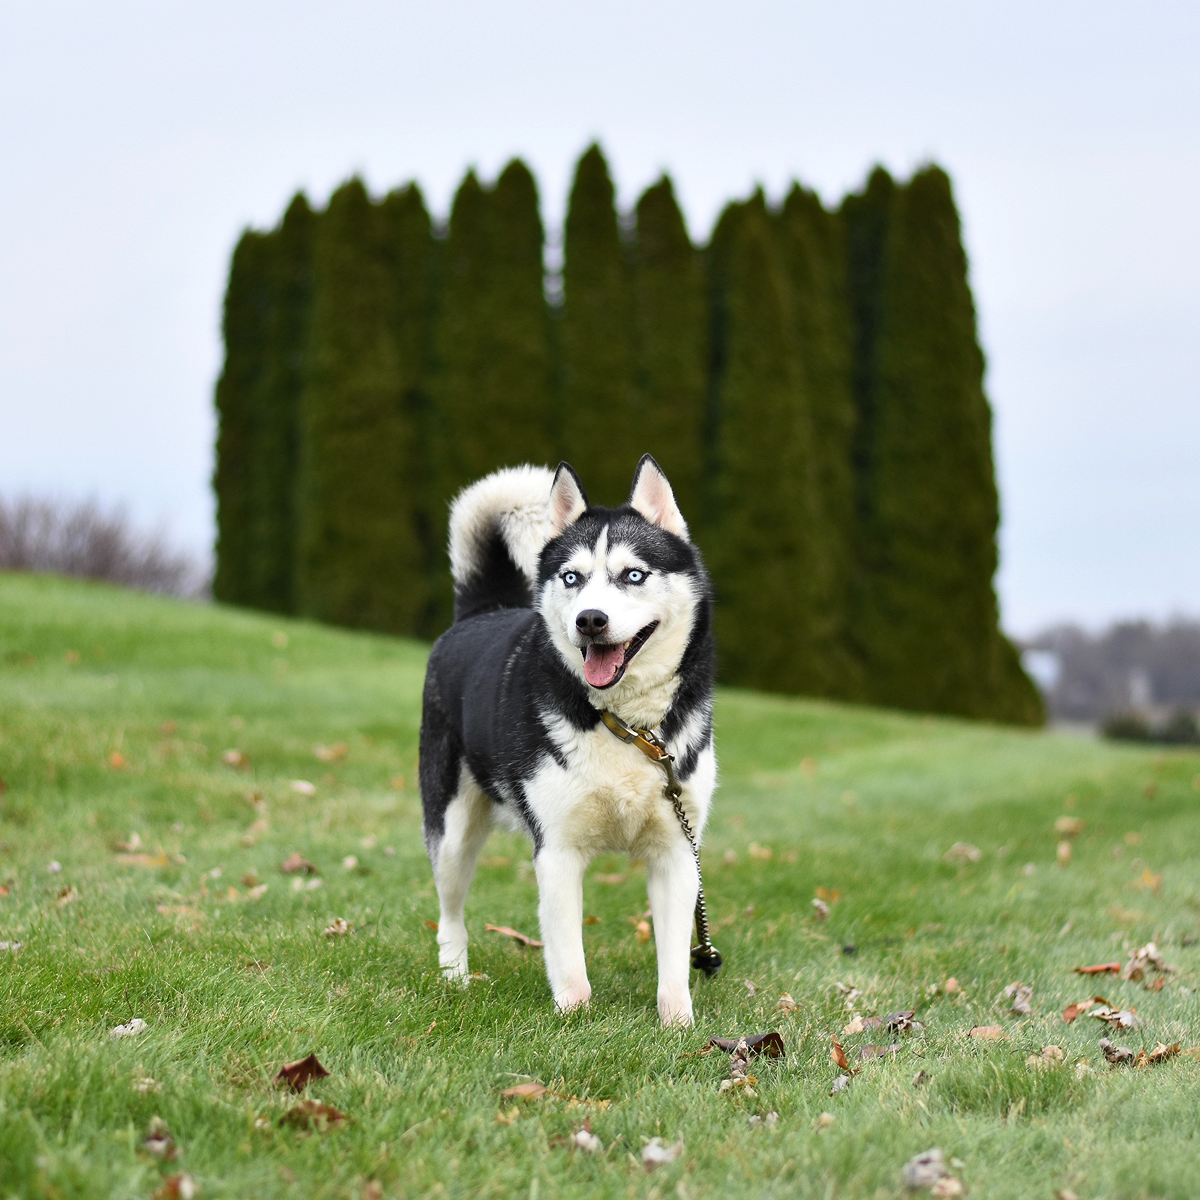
[448,465,555,622]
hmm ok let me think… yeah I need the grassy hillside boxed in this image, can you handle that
[1,573,1198,1199]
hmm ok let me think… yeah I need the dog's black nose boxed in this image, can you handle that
[576,609,609,636]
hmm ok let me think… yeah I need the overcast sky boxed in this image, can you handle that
[1,1,1196,634]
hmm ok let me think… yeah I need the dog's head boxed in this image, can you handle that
[537,455,710,716]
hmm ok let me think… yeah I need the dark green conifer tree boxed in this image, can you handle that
[378,183,442,636]
[296,179,428,634]
[559,144,639,503]
[629,176,706,525]
[774,184,860,696]
[248,192,315,614]
[844,166,1041,724]
[705,194,825,694]
[434,160,554,495]
[213,229,274,606]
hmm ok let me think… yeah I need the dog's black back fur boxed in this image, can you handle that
[420,500,715,852]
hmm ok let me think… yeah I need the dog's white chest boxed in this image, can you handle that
[528,721,680,856]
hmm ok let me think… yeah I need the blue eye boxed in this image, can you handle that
[625,568,646,584]
[562,571,579,587]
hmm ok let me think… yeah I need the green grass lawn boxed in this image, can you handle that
[2,573,1199,1200]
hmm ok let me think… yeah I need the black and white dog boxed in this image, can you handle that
[419,455,716,1025]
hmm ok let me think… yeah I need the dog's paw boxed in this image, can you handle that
[553,981,592,1013]
[657,991,694,1027]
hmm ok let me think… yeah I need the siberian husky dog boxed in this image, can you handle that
[419,455,716,1026]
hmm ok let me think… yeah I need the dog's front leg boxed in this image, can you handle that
[535,848,591,1012]
[646,841,699,1026]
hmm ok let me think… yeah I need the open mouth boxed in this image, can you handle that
[580,621,659,689]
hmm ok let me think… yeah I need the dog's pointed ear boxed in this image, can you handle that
[547,462,589,536]
[628,454,689,539]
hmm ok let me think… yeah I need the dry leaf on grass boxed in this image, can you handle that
[109,752,127,769]
[1057,841,1073,866]
[969,1025,1004,1040]
[314,742,348,763]
[1144,1041,1181,1065]
[153,1173,198,1200]
[1123,941,1172,981]
[115,852,170,869]
[1026,1045,1065,1071]
[110,1017,148,1039]
[748,842,773,861]
[1003,983,1033,1015]
[944,977,961,994]
[931,1179,966,1199]
[887,1010,919,1033]
[584,914,601,925]
[245,884,269,901]
[280,853,319,876]
[830,1036,852,1071]
[742,979,758,996]
[641,1136,684,1170]
[501,1081,551,1099]
[902,1147,949,1188]
[943,843,981,864]
[811,898,831,920]
[777,993,799,1013]
[1131,869,1163,894]
[573,1124,603,1153]
[323,918,350,938]
[56,885,78,907]
[709,1032,785,1059]
[142,1116,179,1160]
[1062,1001,1097,1023]
[274,1053,331,1092]
[1055,816,1085,836]
[222,749,249,768]
[280,1100,346,1130]
[1089,1005,1144,1030]
[859,1043,902,1060]
[1099,1038,1137,1066]
[634,919,652,942]
[830,1073,851,1095]
[1074,962,1121,975]
[114,832,143,852]
[290,780,316,796]
[486,923,544,948]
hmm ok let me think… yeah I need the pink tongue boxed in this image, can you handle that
[583,643,625,687]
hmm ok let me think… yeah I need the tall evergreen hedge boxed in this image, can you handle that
[296,179,429,634]
[559,144,639,505]
[774,184,861,697]
[706,194,826,694]
[251,192,315,615]
[213,229,275,606]
[629,176,707,524]
[213,153,1042,726]
[844,166,1041,723]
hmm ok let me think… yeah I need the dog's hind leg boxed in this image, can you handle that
[646,840,699,1026]
[428,769,493,982]
[535,847,591,1012]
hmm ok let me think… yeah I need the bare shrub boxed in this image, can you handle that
[0,496,209,599]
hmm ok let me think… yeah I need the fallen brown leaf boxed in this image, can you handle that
[153,1174,198,1200]
[1004,982,1033,1015]
[142,1116,178,1160]
[280,1099,346,1129]
[55,884,78,907]
[943,842,981,864]
[314,742,348,763]
[777,993,799,1013]
[422,919,438,931]
[634,919,652,942]
[274,1053,331,1092]
[709,1031,785,1059]
[1074,962,1121,975]
[115,852,170,869]
[969,1025,1004,1040]
[1055,816,1085,836]
[1143,1041,1181,1066]
[748,842,773,861]
[944,977,960,994]
[109,751,127,769]
[886,1010,918,1033]
[830,1036,850,1071]
[583,914,601,925]
[322,918,350,938]
[501,1081,550,1099]
[1099,1037,1137,1066]
[486,923,544,948]
[222,749,249,768]
[815,886,841,903]
[1131,869,1163,894]
[858,1043,901,1060]
[1062,1000,1097,1023]
[113,832,143,852]
[1089,1005,1144,1030]
[280,852,319,876]
[811,897,830,920]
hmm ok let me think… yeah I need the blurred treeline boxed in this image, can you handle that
[213,144,1041,725]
